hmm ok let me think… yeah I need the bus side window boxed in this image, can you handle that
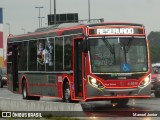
[55,37,63,71]
[28,40,37,71]
[64,36,72,71]
[46,38,54,71]
[18,41,27,71]
[37,39,45,71]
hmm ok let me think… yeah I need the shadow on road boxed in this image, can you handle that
[80,101,152,117]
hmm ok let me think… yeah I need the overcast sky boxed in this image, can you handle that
[0,0,160,49]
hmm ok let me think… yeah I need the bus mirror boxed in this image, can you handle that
[82,40,88,53]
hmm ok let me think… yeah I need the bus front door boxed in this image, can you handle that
[74,39,83,98]
[12,45,19,92]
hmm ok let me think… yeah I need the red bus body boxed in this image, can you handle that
[7,22,151,103]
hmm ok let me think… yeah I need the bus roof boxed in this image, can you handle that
[8,22,144,42]
[34,22,144,32]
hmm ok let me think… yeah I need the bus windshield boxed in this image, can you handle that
[89,37,148,73]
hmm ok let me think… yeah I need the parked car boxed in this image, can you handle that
[151,66,160,97]
[0,67,7,88]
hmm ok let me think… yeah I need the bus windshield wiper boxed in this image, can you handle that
[120,37,133,63]
[102,38,115,54]
[125,37,133,53]
[102,38,116,63]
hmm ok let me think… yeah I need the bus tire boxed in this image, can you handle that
[22,80,40,100]
[63,81,71,103]
[22,80,29,100]
[30,96,40,100]
[111,99,129,106]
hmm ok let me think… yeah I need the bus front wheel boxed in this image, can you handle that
[63,82,71,103]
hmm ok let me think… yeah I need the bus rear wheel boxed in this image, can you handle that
[22,81,29,100]
[63,82,71,103]
[22,80,40,100]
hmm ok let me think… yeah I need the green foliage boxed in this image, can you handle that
[148,31,160,63]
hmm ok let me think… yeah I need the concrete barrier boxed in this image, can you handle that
[0,97,84,117]
[0,97,83,111]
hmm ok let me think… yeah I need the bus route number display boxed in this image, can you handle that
[97,28,134,35]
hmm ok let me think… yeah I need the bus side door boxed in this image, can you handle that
[7,44,19,92]
[74,38,84,98]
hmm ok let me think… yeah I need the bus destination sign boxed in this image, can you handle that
[88,26,144,36]
[97,28,134,35]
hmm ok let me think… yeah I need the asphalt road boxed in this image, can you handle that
[0,86,160,120]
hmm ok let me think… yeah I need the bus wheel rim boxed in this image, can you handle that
[65,88,70,101]
[23,85,27,97]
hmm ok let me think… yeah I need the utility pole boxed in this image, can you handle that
[54,0,56,25]
[88,0,91,22]
[50,0,53,24]
[35,6,44,27]
[40,17,45,27]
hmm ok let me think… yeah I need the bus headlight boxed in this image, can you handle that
[139,75,151,87]
[88,76,104,89]
[90,78,96,84]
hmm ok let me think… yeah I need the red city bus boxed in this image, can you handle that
[7,22,151,105]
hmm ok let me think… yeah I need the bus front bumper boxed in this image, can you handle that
[84,83,151,101]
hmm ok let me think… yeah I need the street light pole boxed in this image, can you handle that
[6,23,10,35]
[50,0,52,15]
[21,28,25,34]
[35,6,44,28]
[54,0,56,25]
[88,0,91,22]
[40,17,45,27]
